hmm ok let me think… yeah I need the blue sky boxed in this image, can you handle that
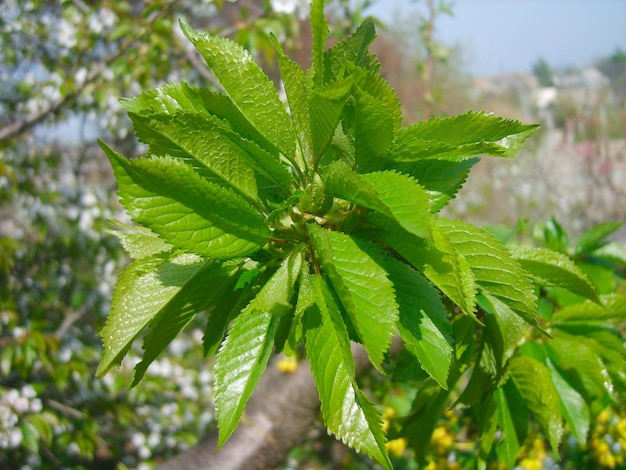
[364,0,626,76]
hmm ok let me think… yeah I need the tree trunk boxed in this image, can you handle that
[156,341,383,470]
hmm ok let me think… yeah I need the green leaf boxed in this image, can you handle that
[591,241,626,266]
[324,18,378,81]
[353,67,401,132]
[285,265,318,355]
[304,275,391,470]
[380,225,478,316]
[574,221,623,257]
[475,393,498,461]
[536,217,570,254]
[545,336,609,415]
[480,292,528,376]
[20,420,39,453]
[215,308,277,446]
[512,247,600,303]
[132,260,242,385]
[180,21,295,157]
[351,86,395,173]
[310,0,329,87]
[381,256,453,388]
[546,358,590,444]
[26,413,57,447]
[494,384,524,469]
[123,83,280,155]
[460,338,499,406]
[401,381,451,466]
[552,294,626,323]
[106,220,172,259]
[437,218,538,326]
[102,143,268,259]
[202,273,259,358]
[129,112,259,203]
[120,81,210,115]
[307,224,398,369]
[220,127,295,194]
[214,251,302,446]
[388,111,539,161]
[309,78,354,160]
[603,294,626,318]
[361,172,431,238]
[96,252,209,377]
[272,35,314,170]
[388,158,479,213]
[509,355,563,452]
[324,162,431,238]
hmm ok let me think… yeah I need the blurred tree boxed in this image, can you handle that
[411,0,454,119]
[0,0,309,146]
[596,48,626,96]
[0,1,314,468]
[532,56,555,87]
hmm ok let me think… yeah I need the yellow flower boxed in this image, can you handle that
[598,452,616,469]
[518,457,542,469]
[598,409,611,424]
[531,437,546,460]
[382,406,396,432]
[431,426,453,452]
[424,460,437,470]
[444,408,458,424]
[616,418,626,439]
[276,355,298,373]
[386,438,407,457]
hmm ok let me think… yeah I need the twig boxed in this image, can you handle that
[45,398,88,420]
[0,3,175,143]
[0,41,132,143]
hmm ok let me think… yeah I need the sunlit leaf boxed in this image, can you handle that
[389,158,479,213]
[509,356,563,452]
[132,260,242,385]
[106,220,172,259]
[437,218,538,326]
[388,111,539,161]
[214,251,302,445]
[307,224,397,370]
[512,247,600,303]
[380,224,478,316]
[102,143,268,259]
[324,162,431,239]
[304,275,391,469]
[574,221,623,257]
[380,256,453,388]
[96,252,211,377]
[180,21,295,157]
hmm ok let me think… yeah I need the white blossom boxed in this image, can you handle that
[270,0,310,20]
[12,326,26,339]
[75,67,87,86]
[99,8,116,29]
[56,18,77,49]
[88,13,104,35]
[0,427,23,449]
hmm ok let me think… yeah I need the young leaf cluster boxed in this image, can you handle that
[97,1,624,467]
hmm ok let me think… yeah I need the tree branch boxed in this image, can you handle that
[0,42,131,143]
[0,4,175,143]
[156,338,402,470]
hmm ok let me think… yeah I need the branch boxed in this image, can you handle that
[0,42,132,143]
[0,4,175,143]
[156,338,402,470]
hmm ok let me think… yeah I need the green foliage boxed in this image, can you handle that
[98,3,626,468]
[532,57,555,87]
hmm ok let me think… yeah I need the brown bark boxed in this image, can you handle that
[155,340,394,470]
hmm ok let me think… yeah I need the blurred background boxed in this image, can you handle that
[1,0,625,468]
